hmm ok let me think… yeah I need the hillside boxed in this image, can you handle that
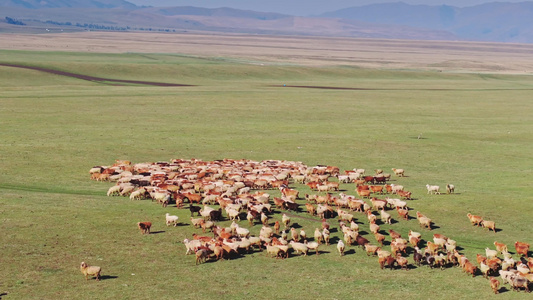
[0,0,136,9]
[1,1,533,43]
[320,2,533,43]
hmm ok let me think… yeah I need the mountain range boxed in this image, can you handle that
[1,0,533,43]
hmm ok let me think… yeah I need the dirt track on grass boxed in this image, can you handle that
[0,63,194,87]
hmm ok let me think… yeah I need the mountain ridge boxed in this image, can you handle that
[1,1,533,43]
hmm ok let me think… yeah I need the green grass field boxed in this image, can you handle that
[1,49,532,299]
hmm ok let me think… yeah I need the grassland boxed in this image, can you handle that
[1,35,533,299]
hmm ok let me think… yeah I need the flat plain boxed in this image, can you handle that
[1,32,532,299]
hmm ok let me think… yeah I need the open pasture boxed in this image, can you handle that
[1,33,533,299]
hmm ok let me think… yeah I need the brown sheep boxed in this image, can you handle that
[137,222,152,234]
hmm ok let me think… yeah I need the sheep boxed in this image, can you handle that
[290,227,300,242]
[323,228,330,245]
[337,240,345,256]
[490,277,500,294]
[80,262,101,281]
[370,222,380,235]
[391,168,405,177]
[494,241,508,254]
[201,221,215,233]
[266,244,281,258]
[426,184,440,194]
[165,213,179,227]
[107,185,121,196]
[485,248,498,259]
[482,220,496,232]
[226,208,240,221]
[234,224,250,238]
[380,210,392,225]
[261,212,269,226]
[282,214,291,229]
[137,222,151,234]
[195,249,209,265]
[364,244,380,256]
[446,184,455,194]
[509,274,530,293]
[305,241,320,255]
[183,238,203,255]
[190,217,205,228]
[129,187,147,200]
[120,184,135,196]
[314,228,323,244]
[290,241,309,256]
[390,184,404,194]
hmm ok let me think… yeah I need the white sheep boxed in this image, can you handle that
[165,213,179,227]
[426,184,440,194]
[391,168,405,177]
[446,184,455,194]
[80,262,101,281]
[234,224,250,238]
[129,188,146,200]
[107,185,121,196]
[183,238,202,255]
[290,241,308,256]
[485,248,498,259]
[282,214,291,229]
[380,210,392,225]
[337,240,345,256]
[305,241,320,255]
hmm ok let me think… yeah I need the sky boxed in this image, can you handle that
[127,0,528,16]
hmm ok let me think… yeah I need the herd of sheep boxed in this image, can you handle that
[87,158,532,293]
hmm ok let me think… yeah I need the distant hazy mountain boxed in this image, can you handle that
[320,2,533,43]
[0,0,137,9]
[1,0,533,43]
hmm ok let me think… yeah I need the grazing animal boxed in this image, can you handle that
[515,241,530,257]
[189,205,202,217]
[391,168,405,177]
[466,213,483,226]
[80,262,101,281]
[165,213,179,227]
[482,220,496,232]
[137,222,152,234]
[314,228,323,244]
[446,184,455,194]
[489,277,500,294]
[337,240,345,256]
[195,249,210,265]
[426,184,440,194]
[494,241,508,254]
[282,214,291,229]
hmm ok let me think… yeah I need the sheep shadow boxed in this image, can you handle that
[174,223,189,227]
[291,223,302,229]
[497,287,510,294]
[494,228,503,233]
[358,230,369,236]
[344,249,356,255]
[99,275,118,281]
[0,293,8,299]
[427,224,440,230]
[329,227,338,233]
[149,231,166,234]
[329,236,340,244]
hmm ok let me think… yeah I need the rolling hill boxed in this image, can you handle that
[1,0,533,43]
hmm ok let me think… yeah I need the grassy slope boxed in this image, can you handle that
[0,50,532,299]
